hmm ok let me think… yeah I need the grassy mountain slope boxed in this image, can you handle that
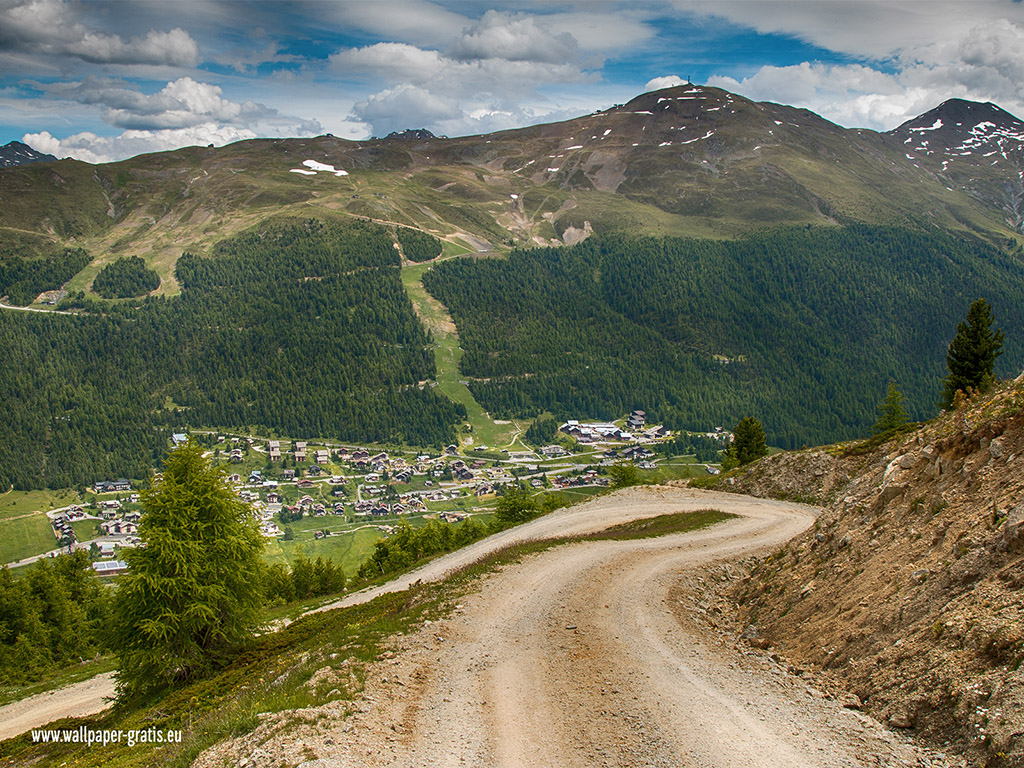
[1,86,1021,289]
[713,376,1024,766]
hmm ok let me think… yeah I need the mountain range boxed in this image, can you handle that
[2,85,1024,487]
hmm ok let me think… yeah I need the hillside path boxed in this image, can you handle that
[0,673,116,741]
[200,487,960,768]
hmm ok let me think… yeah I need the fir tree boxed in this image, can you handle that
[723,417,768,468]
[110,441,264,701]
[942,298,1004,408]
[872,382,908,435]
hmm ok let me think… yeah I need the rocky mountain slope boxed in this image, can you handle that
[888,99,1024,232]
[712,375,1024,766]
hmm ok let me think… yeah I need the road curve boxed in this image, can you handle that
[199,485,956,768]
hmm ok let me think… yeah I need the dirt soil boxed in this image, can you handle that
[196,487,960,768]
[715,377,1024,767]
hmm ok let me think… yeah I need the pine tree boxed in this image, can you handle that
[110,441,265,701]
[724,417,769,468]
[942,298,1004,408]
[872,382,908,435]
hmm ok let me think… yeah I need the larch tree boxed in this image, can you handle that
[872,382,909,435]
[110,440,264,701]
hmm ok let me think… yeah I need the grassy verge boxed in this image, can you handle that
[584,509,735,541]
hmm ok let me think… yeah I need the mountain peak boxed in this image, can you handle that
[0,140,57,168]
[887,98,1024,167]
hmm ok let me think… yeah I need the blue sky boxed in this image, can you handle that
[3,0,1024,162]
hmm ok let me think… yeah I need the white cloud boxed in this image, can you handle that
[644,75,687,92]
[0,0,199,67]
[708,58,1024,130]
[23,75,323,162]
[670,0,1024,61]
[354,85,461,136]
[23,124,261,164]
[40,76,320,135]
[449,10,579,64]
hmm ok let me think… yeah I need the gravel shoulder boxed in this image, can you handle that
[198,486,962,768]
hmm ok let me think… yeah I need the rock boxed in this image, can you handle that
[888,713,915,729]
[815,533,828,543]
[1000,504,1024,552]
[840,693,863,710]
[989,438,1004,459]
[911,569,929,584]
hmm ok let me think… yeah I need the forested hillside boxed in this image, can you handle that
[423,226,1024,447]
[0,219,464,489]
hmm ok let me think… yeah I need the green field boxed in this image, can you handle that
[263,525,384,575]
[0,514,56,564]
[0,489,84,520]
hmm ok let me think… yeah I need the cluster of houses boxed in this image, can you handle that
[559,415,671,445]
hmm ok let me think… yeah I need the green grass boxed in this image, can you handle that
[262,525,384,575]
[0,489,84,520]
[70,519,102,542]
[401,261,524,450]
[586,509,735,540]
[0,514,57,564]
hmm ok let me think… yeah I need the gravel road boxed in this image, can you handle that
[0,673,116,742]
[199,486,960,768]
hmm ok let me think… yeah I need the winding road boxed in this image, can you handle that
[197,486,959,768]
[3,487,961,767]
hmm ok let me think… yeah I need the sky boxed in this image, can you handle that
[4,0,1024,163]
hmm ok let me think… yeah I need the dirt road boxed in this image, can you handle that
[199,486,960,768]
[0,673,116,742]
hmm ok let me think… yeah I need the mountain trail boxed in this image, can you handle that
[198,487,961,768]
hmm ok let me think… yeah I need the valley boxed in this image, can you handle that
[2,82,1024,767]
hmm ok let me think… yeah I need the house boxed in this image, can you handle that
[294,441,307,462]
[268,440,281,461]
[306,465,322,476]
[267,491,280,504]
[171,433,188,447]
[227,473,242,483]
[98,542,116,557]
[282,469,295,481]
[229,449,244,463]
[297,478,315,490]
[540,445,568,457]
[94,479,131,494]
[314,449,330,465]
[393,470,412,483]
[92,559,128,575]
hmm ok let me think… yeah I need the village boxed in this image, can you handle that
[34,412,731,577]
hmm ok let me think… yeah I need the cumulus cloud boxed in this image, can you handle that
[23,124,264,164]
[644,75,687,92]
[449,10,580,64]
[0,0,199,67]
[331,8,603,138]
[25,76,323,162]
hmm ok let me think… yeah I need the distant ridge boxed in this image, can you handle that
[0,140,57,168]
[383,128,443,141]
